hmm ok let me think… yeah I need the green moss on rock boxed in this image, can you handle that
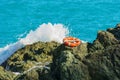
[51,43,90,80]
[2,41,60,72]
[0,66,15,80]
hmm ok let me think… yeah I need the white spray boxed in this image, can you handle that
[0,23,69,64]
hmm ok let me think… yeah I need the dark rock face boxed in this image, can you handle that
[51,24,120,80]
[85,45,120,80]
[51,44,90,80]
[107,24,120,40]
[84,24,120,80]
[0,24,120,80]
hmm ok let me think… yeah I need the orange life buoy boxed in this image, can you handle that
[63,37,81,47]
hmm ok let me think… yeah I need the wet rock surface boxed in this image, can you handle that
[0,24,120,80]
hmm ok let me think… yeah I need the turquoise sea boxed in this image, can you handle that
[1,0,120,47]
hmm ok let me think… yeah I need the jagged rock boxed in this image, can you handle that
[84,44,120,80]
[107,24,120,40]
[89,25,119,52]
[51,24,120,80]
[51,44,90,80]
[58,51,89,80]
[84,24,120,80]
[97,31,118,47]
[0,24,120,80]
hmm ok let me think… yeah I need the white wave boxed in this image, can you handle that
[0,23,69,64]
[20,23,69,44]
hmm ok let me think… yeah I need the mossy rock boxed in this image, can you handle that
[51,44,90,80]
[15,69,39,80]
[14,64,52,80]
[2,41,60,73]
[84,44,120,80]
[0,66,15,80]
[1,24,120,80]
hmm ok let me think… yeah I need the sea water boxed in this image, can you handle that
[0,0,120,64]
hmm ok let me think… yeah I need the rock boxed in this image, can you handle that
[107,24,120,40]
[97,31,118,47]
[84,44,120,80]
[89,25,119,52]
[51,44,90,80]
[0,66,15,80]
[2,41,60,72]
[85,24,120,80]
[51,51,90,80]
[51,24,120,80]
[0,24,120,80]
[116,23,120,28]
[14,64,52,80]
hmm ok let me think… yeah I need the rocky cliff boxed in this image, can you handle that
[0,24,120,80]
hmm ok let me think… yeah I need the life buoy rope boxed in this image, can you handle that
[63,37,81,47]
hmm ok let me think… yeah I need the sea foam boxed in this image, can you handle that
[0,23,69,64]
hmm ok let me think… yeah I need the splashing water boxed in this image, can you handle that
[0,23,69,64]
[20,23,69,44]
